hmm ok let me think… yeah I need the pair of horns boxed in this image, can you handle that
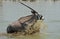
[19,2,38,14]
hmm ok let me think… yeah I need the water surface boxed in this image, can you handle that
[0,0,60,39]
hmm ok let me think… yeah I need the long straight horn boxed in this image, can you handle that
[19,2,38,14]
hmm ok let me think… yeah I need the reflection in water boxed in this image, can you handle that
[30,0,36,2]
[53,0,58,2]
[2,0,60,3]
[0,0,60,2]
[18,0,20,1]
[3,0,37,2]
[22,0,28,1]
[12,0,16,2]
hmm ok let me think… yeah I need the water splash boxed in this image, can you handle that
[0,20,47,37]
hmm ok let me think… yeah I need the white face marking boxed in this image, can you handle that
[42,16,45,20]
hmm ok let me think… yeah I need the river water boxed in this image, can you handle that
[0,0,60,39]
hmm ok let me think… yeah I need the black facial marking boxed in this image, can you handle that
[7,25,16,33]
